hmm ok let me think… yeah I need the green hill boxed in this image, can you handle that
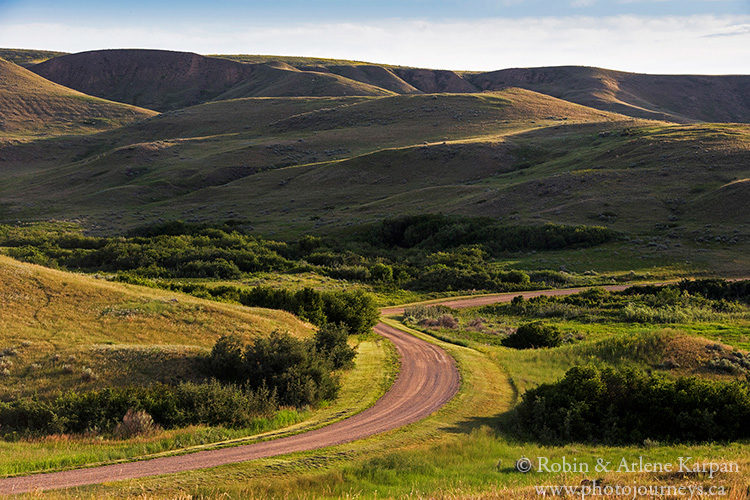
[30,49,392,111]
[0,48,67,67]
[0,254,311,398]
[212,54,750,123]
[0,57,155,138]
[467,66,750,123]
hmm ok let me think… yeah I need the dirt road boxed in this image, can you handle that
[0,322,459,494]
[381,284,632,315]
[0,284,632,494]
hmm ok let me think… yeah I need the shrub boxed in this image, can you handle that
[403,305,453,324]
[113,409,158,439]
[314,323,357,370]
[516,365,750,443]
[502,322,563,349]
[208,334,246,381]
[435,315,459,329]
[0,381,278,437]
[373,215,613,253]
[207,329,351,407]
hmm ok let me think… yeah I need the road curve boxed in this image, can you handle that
[0,283,632,494]
[0,322,459,494]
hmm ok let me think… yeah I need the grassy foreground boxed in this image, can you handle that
[10,307,746,499]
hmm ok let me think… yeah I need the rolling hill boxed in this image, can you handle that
[0,88,631,221]
[0,48,67,68]
[213,54,750,123]
[466,66,750,123]
[0,254,311,398]
[30,49,393,111]
[0,57,155,137]
[0,48,747,275]
[24,49,750,122]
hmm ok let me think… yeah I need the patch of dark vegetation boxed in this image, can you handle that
[484,281,748,324]
[625,279,750,304]
[0,380,277,439]
[0,217,612,296]
[208,323,355,407]
[516,365,750,444]
[501,322,563,349]
[370,214,613,253]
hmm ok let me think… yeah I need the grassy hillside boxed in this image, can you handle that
[0,57,155,138]
[214,54,750,122]
[0,89,627,222]
[1,89,747,276]
[30,50,392,111]
[27,49,749,122]
[468,66,750,123]
[0,254,312,399]
[0,48,67,68]
[0,79,746,274]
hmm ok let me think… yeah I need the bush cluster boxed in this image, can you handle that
[0,381,277,438]
[372,214,613,253]
[516,365,750,443]
[112,278,379,335]
[496,282,747,324]
[502,322,563,349]
[0,218,614,296]
[208,324,357,407]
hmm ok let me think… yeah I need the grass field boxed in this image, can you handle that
[0,46,748,498]
[25,311,749,498]
[0,256,399,478]
[1,92,745,278]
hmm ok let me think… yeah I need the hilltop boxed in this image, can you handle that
[0,57,155,137]
[30,49,392,111]
[467,66,750,123]
[18,48,749,122]
[0,48,67,67]
[214,54,750,123]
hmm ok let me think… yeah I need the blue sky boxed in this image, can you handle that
[0,0,748,73]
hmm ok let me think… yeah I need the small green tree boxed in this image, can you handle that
[314,323,356,369]
[502,322,563,349]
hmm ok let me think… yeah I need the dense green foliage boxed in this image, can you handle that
[371,215,613,253]
[501,322,563,349]
[112,277,379,335]
[0,323,357,437]
[0,218,613,295]
[208,325,357,407]
[516,365,750,443]
[0,381,277,438]
[487,281,748,324]
[626,279,750,304]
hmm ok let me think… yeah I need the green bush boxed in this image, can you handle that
[502,322,563,349]
[207,327,355,407]
[373,215,613,253]
[516,365,750,443]
[314,323,356,369]
[0,381,277,438]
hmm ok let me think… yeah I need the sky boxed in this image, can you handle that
[0,0,748,73]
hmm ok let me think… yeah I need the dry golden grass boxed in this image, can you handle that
[0,255,312,398]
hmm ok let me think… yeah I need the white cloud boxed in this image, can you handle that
[0,14,748,74]
[571,0,598,7]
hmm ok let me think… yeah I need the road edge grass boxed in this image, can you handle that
[0,337,397,479]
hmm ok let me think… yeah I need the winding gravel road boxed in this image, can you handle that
[0,284,628,494]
